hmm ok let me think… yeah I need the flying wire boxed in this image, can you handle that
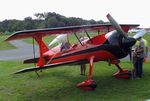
[32,38,40,77]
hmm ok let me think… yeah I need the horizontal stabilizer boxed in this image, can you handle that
[24,57,39,64]
[14,60,87,74]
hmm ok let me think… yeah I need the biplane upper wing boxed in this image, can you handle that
[5,24,139,41]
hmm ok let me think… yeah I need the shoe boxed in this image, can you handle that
[134,77,141,80]
[80,73,85,76]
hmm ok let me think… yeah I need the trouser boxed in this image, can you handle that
[134,57,144,78]
[80,64,86,75]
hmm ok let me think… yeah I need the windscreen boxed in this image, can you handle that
[105,30,119,45]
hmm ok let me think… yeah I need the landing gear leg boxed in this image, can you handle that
[113,64,131,79]
[77,56,97,91]
[115,64,123,72]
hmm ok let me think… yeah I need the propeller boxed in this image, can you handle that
[106,14,128,39]
[106,14,147,62]
[133,29,147,40]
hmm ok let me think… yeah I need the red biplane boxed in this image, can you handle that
[5,14,146,90]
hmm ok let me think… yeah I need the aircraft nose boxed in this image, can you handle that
[122,37,136,48]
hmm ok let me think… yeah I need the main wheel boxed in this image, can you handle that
[90,80,97,89]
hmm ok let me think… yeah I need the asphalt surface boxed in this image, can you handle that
[0,40,149,61]
[0,40,39,60]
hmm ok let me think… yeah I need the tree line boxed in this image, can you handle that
[0,12,107,33]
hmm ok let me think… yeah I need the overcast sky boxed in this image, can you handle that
[0,0,149,28]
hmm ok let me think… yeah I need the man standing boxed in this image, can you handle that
[133,37,145,79]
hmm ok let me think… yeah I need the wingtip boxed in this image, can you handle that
[4,36,10,41]
[13,67,37,74]
[4,38,9,41]
[13,70,25,74]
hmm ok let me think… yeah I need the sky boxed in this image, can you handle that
[0,0,150,28]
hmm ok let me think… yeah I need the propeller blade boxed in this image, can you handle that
[106,14,128,39]
[133,29,147,40]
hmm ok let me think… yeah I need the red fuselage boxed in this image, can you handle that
[42,32,129,66]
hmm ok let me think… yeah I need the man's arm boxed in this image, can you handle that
[135,48,144,53]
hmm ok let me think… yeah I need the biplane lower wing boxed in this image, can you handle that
[14,59,87,74]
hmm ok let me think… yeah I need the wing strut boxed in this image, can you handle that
[32,38,36,65]
[33,35,49,67]
[32,38,40,77]
[84,30,92,43]
[74,32,83,46]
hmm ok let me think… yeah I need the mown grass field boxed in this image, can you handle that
[0,34,16,50]
[0,60,150,101]
[0,32,150,101]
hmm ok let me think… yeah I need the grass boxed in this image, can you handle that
[143,33,150,46]
[1,31,150,101]
[0,34,16,50]
[23,32,98,47]
[0,60,150,101]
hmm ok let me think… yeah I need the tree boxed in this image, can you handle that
[0,12,106,32]
[34,13,45,20]
[24,17,36,30]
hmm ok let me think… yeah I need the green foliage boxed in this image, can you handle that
[0,20,24,32]
[0,34,16,50]
[0,12,105,33]
[0,60,150,101]
[143,33,150,47]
